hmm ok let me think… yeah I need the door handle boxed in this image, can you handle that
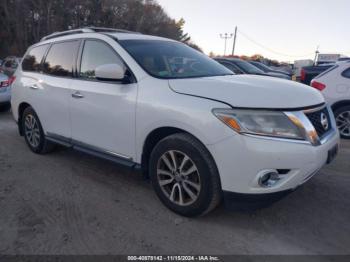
[29,84,39,90]
[72,92,84,99]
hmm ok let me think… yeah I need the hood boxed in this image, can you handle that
[168,75,324,109]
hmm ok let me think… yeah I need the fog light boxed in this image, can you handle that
[258,170,281,188]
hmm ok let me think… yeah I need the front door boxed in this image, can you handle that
[70,39,137,160]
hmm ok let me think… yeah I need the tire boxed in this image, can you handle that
[149,133,222,217]
[22,106,56,154]
[0,102,11,112]
[334,105,350,139]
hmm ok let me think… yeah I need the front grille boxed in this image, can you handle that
[305,107,332,139]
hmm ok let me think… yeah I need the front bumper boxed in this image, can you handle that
[207,123,340,195]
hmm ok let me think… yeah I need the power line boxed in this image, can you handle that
[237,30,315,58]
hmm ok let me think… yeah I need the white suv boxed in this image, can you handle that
[310,61,350,139]
[11,28,339,216]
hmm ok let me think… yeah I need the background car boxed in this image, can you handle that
[310,61,350,139]
[215,58,291,80]
[300,64,333,85]
[249,61,292,79]
[0,72,12,111]
[1,56,21,76]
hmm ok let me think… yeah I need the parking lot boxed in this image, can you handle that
[0,110,349,255]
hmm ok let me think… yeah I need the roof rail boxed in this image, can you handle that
[40,28,94,41]
[40,27,140,42]
[84,26,140,34]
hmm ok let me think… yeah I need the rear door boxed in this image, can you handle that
[34,40,80,139]
[69,39,138,160]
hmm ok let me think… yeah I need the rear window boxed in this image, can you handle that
[22,45,49,72]
[4,60,13,67]
[43,41,80,77]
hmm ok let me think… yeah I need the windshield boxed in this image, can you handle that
[119,40,233,79]
[234,60,265,74]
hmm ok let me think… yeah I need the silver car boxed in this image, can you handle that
[0,73,11,111]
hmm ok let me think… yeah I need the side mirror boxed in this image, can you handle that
[95,63,126,81]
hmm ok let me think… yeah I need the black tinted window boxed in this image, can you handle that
[342,67,350,78]
[43,41,79,77]
[80,40,125,79]
[22,45,49,72]
[4,60,12,67]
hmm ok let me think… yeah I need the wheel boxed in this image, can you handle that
[0,102,11,112]
[149,133,222,217]
[334,105,350,139]
[22,107,56,154]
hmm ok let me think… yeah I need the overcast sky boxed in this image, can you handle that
[157,0,350,62]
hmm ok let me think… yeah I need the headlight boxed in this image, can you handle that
[213,109,305,140]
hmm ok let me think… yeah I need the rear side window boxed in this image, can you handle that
[341,67,350,78]
[80,40,125,80]
[22,45,49,72]
[43,41,80,77]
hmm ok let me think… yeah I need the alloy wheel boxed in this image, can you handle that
[24,114,41,148]
[157,150,201,206]
[336,111,350,137]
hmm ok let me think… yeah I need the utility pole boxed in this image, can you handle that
[232,26,238,56]
[314,45,320,66]
[220,33,233,56]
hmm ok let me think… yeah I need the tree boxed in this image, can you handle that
[0,0,201,57]
[250,54,264,61]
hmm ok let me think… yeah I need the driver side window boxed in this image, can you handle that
[80,40,125,80]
